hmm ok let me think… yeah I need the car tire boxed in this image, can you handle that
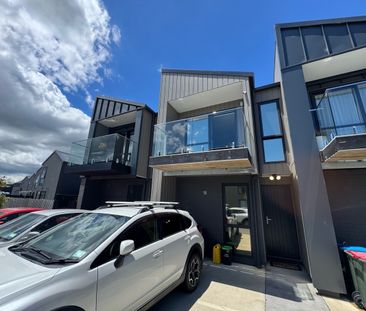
[182,253,202,292]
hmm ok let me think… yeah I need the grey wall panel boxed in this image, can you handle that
[280,66,346,294]
[41,152,63,200]
[136,109,153,178]
[324,169,366,246]
[56,163,81,197]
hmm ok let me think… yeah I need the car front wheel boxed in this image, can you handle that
[183,253,202,292]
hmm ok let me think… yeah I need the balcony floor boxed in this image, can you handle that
[321,134,366,162]
[150,147,252,172]
[65,162,131,176]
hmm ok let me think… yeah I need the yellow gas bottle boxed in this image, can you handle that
[212,243,221,264]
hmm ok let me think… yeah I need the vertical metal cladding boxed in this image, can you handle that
[157,69,248,123]
[91,97,143,122]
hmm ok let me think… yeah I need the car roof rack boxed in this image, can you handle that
[104,201,179,210]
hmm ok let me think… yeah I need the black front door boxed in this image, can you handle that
[261,185,300,261]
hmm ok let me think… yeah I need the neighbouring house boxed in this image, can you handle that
[149,16,366,296]
[11,151,81,209]
[67,96,156,210]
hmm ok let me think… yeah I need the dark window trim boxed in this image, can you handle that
[258,100,287,163]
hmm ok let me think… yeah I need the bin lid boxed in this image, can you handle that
[222,245,233,251]
[342,246,366,253]
[346,250,366,260]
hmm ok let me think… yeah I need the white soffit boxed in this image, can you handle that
[302,47,366,82]
[99,110,136,128]
[169,81,244,113]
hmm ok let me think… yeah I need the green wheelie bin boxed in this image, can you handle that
[345,250,366,310]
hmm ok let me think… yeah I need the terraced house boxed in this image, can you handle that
[67,96,156,210]
[149,15,366,296]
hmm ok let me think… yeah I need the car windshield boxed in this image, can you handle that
[0,213,46,241]
[21,212,130,262]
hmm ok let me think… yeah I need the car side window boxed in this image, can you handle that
[1,213,20,223]
[158,213,183,239]
[91,215,157,269]
[180,215,192,230]
[32,214,79,233]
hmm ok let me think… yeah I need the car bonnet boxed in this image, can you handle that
[0,247,59,303]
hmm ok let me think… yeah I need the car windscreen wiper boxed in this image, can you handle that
[11,246,51,260]
[43,258,79,265]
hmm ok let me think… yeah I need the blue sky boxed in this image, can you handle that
[0,0,365,181]
[71,0,366,114]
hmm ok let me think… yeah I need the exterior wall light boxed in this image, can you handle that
[269,174,282,181]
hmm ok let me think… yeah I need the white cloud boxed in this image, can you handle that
[0,0,120,182]
[111,25,122,45]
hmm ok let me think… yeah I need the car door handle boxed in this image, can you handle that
[153,250,163,258]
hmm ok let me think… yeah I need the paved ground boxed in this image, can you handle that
[150,261,359,311]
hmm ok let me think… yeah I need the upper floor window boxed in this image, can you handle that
[259,101,286,163]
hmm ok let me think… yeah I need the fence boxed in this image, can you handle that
[3,198,54,209]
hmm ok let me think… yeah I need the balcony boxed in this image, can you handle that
[315,81,366,162]
[149,107,252,173]
[67,133,136,175]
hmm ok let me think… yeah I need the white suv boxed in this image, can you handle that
[0,202,204,311]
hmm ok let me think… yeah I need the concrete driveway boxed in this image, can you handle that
[150,261,358,311]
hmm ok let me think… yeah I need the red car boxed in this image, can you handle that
[0,207,44,225]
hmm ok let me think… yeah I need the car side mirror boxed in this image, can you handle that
[120,240,135,256]
[114,240,135,269]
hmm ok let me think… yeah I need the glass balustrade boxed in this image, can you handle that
[152,107,246,157]
[68,133,136,167]
[315,81,366,149]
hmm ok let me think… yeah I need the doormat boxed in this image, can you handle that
[270,261,301,271]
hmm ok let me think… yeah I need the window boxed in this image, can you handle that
[281,28,306,66]
[158,214,182,238]
[180,215,192,230]
[302,26,328,60]
[25,213,130,263]
[91,216,157,268]
[0,213,22,223]
[314,81,366,138]
[32,214,79,233]
[121,216,157,250]
[324,24,352,54]
[259,101,285,163]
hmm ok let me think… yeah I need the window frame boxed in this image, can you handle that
[258,100,287,163]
